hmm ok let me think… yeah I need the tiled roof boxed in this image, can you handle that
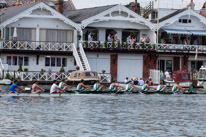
[1,0,75,10]
[63,5,116,23]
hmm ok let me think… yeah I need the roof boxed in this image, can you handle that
[152,8,187,23]
[2,0,75,11]
[0,3,38,23]
[63,5,116,23]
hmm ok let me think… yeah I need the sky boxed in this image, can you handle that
[72,0,205,10]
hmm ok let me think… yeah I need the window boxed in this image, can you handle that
[188,19,191,23]
[182,19,187,23]
[74,73,78,77]
[85,72,96,77]
[179,19,182,23]
[51,57,55,67]
[18,56,23,65]
[182,73,189,80]
[7,56,11,65]
[62,58,67,67]
[24,57,29,66]
[13,56,17,65]
[166,60,172,72]
[57,58,61,67]
[45,57,50,66]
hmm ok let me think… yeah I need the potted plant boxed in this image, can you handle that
[18,63,23,71]
[59,65,65,73]
[24,68,28,72]
[5,73,11,80]
[125,42,128,49]
[117,40,121,49]
[98,41,101,48]
[85,41,88,48]
[132,42,136,49]
[104,41,108,48]
[112,40,115,49]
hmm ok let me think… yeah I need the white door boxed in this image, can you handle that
[117,54,143,82]
[87,53,110,73]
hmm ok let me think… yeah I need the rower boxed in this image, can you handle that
[125,81,135,92]
[59,79,70,91]
[93,81,104,91]
[172,82,185,93]
[142,80,156,92]
[77,79,90,91]
[185,83,193,93]
[50,80,64,94]
[9,80,25,94]
[31,81,44,94]
[156,80,166,92]
[109,80,123,92]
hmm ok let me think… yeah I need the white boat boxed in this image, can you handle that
[0,79,11,85]
[198,66,206,89]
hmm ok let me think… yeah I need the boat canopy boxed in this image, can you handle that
[171,71,190,82]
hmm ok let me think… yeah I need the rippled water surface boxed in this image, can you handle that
[0,93,206,137]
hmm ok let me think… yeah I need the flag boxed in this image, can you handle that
[195,47,198,60]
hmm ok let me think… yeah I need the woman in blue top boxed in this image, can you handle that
[9,80,25,94]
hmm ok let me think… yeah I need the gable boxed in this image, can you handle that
[0,2,81,31]
[81,4,155,30]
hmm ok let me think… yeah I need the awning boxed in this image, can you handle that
[163,29,192,35]
[189,30,206,36]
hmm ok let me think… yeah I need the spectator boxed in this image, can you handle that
[183,38,187,45]
[193,39,198,45]
[124,77,129,84]
[140,35,145,43]
[165,70,170,80]
[146,37,150,43]
[149,77,153,86]
[131,37,136,44]
[88,33,92,41]
[138,78,145,86]
[127,36,131,44]
[107,34,112,42]
[133,77,138,85]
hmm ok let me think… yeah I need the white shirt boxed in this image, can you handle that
[50,83,58,94]
[165,71,170,78]
[124,79,129,84]
[88,35,92,41]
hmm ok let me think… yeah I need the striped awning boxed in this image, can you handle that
[189,30,206,36]
[163,29,192,35]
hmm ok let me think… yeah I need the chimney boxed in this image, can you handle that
[55,0,64,13]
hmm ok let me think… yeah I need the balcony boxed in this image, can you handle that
[82,41,206,53]
[0,40,73,51]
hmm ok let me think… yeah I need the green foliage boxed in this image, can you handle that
[102,70,106,74]
[117,40,121,49]
[148,44,151,50]
[112,40,115,48]
[125,42,128,49]
[5,73,11,80]
[24,68,28,72]
[132,42,136,49]
[60,66,65,73]
[85,41,88,48]
[141,43,145,49]
[17,63,23,71]
[104,41,108,48]
[98,41,101,48]
[121,41,124,48]
[40,69,45,74]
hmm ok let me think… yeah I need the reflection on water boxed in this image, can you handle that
[0,94,206,136]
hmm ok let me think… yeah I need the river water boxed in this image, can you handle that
[0,93,206,137]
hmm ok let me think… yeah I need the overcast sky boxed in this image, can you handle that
[73,0,204,10]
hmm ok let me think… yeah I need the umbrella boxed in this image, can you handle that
[13,27,17,41]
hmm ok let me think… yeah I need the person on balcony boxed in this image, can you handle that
[9,80,25,94]
[140,35,145,43]
[183,38,187,45]
[145,37,150,43]
[127,36,131,44]
[107,34,112,42]
[31,81,44,94]
[131,37,136,44]
[193,39,198,45]
[50,80,64,94]
[178,39,183,45]
[88,33,93,41]
[93,81,104,91]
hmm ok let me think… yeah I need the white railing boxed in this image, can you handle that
[150,69,160,84]
[98,73,111,83]
[72,44,84,71]
[0,41,73,51]
[2,71,70,81]
[79,43,91,71]
[82,41,206,53]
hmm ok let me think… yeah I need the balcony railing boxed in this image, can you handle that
[0,40,73,51]
[82,41,206,53]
